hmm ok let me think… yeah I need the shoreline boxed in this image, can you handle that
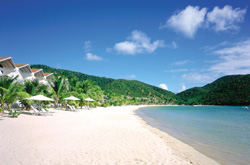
[133,105,220,165]
[0,105,219,165]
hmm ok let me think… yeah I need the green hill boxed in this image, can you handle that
[102,79,175,99]
[176,87,209,105]
[177,74,250,105]
[32,64,250,105]
[31,64,175,100]
[31,64,114,88]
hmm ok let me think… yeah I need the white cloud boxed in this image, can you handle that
[178,84,186,93]
[120,74,136,79]
[114,30,164,55]
[159,84,168,90]
[207,5,246,32]
[181,72,216,83]
[180,39,250,84]
[164,69,188,73]
[173,60,190,66]
[115,41,139,54]
[162,5,246,38]
[86,53,103,61]
[163,6,207,38]
[84,41,92,52]
[209,39,250,75]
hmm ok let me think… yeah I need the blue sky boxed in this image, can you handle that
[1,0,250,93]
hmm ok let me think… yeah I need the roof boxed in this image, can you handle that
[44,73,53,77]
[31,69,42,73]
[31,68,44,77]
[0,57,11,61]
[0,57,15,68]
[16,64,32,73]
[44,73,53,79]
[15,64,28,68]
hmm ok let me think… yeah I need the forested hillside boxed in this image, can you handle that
[31,65,115,88]
[177,74,250,105]
[102,79,175,100]
[32,65,250,105]
[31,65,175,101]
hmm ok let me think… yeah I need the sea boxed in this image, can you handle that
[136,106,250,165]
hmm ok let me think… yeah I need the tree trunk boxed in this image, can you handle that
[25,104,31,110]
[0,101,4,114]
[55,97,59,108]
[7,103,11,110]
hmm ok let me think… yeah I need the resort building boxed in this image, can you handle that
[0,57,25,83]
[0,56,53,85]
[43,72,54,85]
[15,64,34,81]
[31,69,44,82]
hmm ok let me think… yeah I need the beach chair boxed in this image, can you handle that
[31,105,45,116]
[71,105,77,112]
[66,104,73,111]
[40,105,52,116]
[84,105,90,110]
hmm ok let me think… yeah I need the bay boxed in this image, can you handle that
[136,106,250,165]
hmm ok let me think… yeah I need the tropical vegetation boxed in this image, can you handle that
[31,64,176,103]
[0,76,27,112]
[1,65,250,117]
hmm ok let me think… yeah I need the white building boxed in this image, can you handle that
[0,57,24,83]
[42,72,53,85]
[0,57,53,85]
[15,64,34,80]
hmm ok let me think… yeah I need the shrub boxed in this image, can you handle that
[8,110,20,118]
[102,103,110,107]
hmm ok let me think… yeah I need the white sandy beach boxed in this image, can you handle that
[0,105,219,165]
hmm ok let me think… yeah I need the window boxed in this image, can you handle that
[0,64,3,74]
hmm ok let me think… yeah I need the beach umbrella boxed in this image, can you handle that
[64,96,80,101]
[85,97,94,108]
[85,98,94,102]
[26,95,54,101]
[25,95,54,110]
[64,96,80,110]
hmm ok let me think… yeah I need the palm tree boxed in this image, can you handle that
[77,93,86,109]
[21,79,48,110]
[48,73,67,108]
[80,80,96,94]
[68,76,79,92]
[24,80,36,95]
[0,76,26,112]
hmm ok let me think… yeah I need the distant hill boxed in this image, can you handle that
[177,74,250,105]
[102,79,175,99]
[32,65,250,105]
[31,64,175,100]
[176,87,209,104]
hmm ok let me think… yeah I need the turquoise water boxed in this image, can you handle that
[136,106,250,165]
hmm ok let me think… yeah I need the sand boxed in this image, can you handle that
[0,105,220,165]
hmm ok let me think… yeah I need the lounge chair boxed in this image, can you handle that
[40,105,52,116]
[66,104,72,111]
[67,104,77,112]
[31,105,45,116]
[85,105,91,110]
[71,105,78,111]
